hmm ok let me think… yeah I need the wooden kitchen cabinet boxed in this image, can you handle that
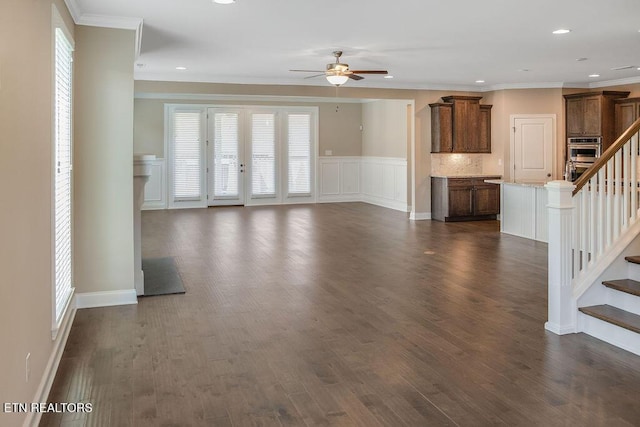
[431,176,501,221]
[615,97,640,137]
[430,96,491,153]
[564,91,630,150]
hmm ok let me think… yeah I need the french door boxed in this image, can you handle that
[208,109,245,205]
[176,106,313,208]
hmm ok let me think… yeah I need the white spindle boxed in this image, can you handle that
[614,151,621,239]
[573,192,580,277]
[623,142,630,229]
[633,134,638,221]
[607,158,614,247]
[598,168,605,256]
[581,183,588,268]
[590,175,596,265]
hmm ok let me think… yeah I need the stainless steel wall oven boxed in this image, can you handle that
[566,137,602,181]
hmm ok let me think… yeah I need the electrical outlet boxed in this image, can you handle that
[25,353,31,382]
[498,159,503,166]
[324,150,332,156]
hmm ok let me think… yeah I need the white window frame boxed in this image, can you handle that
[51,5,75,338]
[165,105,207,209]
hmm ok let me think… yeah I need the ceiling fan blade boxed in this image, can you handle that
[290,69,325,73]
[348,74,364,81]
[349,70,388,74]
[303,74,325,79]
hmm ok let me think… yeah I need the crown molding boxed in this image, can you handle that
[76,13,143,30]
[134,71,483,92]
[63,0,82,23]
[134,92,376,104]
[483,82,567,91]
[589,76,640,89]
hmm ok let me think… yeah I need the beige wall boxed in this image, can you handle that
[484,88,565,181]
[74,26,136,293]
[0,0,73,423]
[362,99,409,158]
[134,98,363,157]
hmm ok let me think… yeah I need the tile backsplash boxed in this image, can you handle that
[431,153,483,176]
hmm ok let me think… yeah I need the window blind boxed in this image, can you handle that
[287,114,311,195]
[54,28,73,324]
[173,111,202,200]
[251,113,276,196]
[213,113,239,198]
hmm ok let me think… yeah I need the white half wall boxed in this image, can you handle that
[142,158,167,210]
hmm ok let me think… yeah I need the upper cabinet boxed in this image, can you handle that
[564,91,630,150]
[614,97,640,138]
[430,96,491,153]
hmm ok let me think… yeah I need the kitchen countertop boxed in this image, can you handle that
[431,174,502,179]
[484,179,548,187]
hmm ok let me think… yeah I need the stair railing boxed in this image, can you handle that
[546,117,640,335]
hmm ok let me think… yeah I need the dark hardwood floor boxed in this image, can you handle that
[42,203,640,426]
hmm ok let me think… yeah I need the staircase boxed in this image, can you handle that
[545,116,640,355]
[578,257,640,355]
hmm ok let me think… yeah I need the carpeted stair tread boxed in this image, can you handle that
[579,305,640,334]
[625,256,640,265]
[602,279,640,297]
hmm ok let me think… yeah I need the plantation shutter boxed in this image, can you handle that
[54,28,74,324]
[287,114,311,195]
[213,112,240,197]
[172,111,202,200]
[251,113,276,197]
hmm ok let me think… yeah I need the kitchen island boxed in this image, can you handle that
[485,180,548,242]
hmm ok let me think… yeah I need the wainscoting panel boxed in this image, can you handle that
[317,156,407,211]
[142,158,166,210]
[361,157,408,212]
[318,157,361,203]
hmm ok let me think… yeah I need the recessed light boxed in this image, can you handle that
[384,75,394,79]
[213,0,235,3]
[589,74,600,78]
[553,29,571,34]
[475,80,485,83]
[176,66,187,70]
[637,67,640,71]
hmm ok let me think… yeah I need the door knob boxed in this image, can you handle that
[547,173,551,177]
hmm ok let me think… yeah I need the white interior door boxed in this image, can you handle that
[208,108,245,206]
[511,115,555,183]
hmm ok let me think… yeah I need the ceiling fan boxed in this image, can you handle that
[290,51,388,86]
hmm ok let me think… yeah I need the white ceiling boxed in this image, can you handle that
[70,0,640,91]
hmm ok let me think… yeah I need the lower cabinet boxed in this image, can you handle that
[431,176,501,221]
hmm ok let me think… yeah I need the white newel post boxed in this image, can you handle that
[544,180,576,334]
[133,154,155,296]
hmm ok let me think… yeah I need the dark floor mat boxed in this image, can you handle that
[141,257,185,297]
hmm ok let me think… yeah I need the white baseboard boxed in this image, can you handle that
[544,320,576,335]
[362,194,408,212]
[317,194,362,203]
[24,299,77,427]
[75,289,138,309]
[410,212,431,221]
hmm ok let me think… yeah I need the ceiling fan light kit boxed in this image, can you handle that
[326,74,349,86]
[291,50,388,87]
